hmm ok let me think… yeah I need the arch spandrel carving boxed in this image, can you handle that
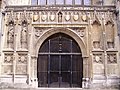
[34,27,87,57]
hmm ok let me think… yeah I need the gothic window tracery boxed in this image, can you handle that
[31,0,115,5]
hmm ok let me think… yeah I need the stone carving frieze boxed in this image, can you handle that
[107,54,117,64]
[49,12,56,21]
[69,27,86,37]
[35,27,51,39]
[5,8,115,26]
[17,11,32,25]
[65,12,71,21]
[33,12,39,22]
[18,54,27,64]
[73,12,79,21]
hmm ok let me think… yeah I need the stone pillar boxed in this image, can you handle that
[0,12,2,54]
[27,53,31,85]
[12,24,17,82]
[31,56,38,88]
[13,51,17,83]
[0,9,2,76]
[82,57,90,89]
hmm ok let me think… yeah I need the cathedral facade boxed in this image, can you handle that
[0,0,120,89]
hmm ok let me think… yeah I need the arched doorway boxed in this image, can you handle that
[37,33,83,88]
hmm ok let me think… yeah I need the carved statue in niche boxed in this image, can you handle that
[21,21,28,49]
[92,20,101,49]
[7,22,14,49]
[58,12,62,22]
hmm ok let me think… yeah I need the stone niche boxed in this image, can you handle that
[107,52,119,76]
[105,21,115,49]
[91,20,102,50]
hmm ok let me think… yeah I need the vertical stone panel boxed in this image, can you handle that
[105,22,114,49]
[2,53,13,75]
[16,53,27,75]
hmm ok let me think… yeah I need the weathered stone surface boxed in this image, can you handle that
[0,0,119,89]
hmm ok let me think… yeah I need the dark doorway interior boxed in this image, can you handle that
[37,33,83,88]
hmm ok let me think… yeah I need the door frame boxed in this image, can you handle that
[31,27,89,88]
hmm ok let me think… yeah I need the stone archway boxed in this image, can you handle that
[35,28,87,57]
[31,28,88,88]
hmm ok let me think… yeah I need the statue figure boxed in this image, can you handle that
[21,24,27,49]
[7,23,14,49]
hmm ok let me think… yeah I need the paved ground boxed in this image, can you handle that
[1,88,119,90]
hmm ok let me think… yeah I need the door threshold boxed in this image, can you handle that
[37,88,82,89]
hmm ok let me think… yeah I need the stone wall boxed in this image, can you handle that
[0,0,119,89]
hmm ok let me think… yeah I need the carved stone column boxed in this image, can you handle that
[31,56,38,88]
[82,56,90,88]
[27,53,31,85]
[0,12,2,55]
[13,51,17,83]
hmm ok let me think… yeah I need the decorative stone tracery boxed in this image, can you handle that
[93,54,103,64]
[2,53,14,75]
[107,54,117,64]
[18,12,29,49]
